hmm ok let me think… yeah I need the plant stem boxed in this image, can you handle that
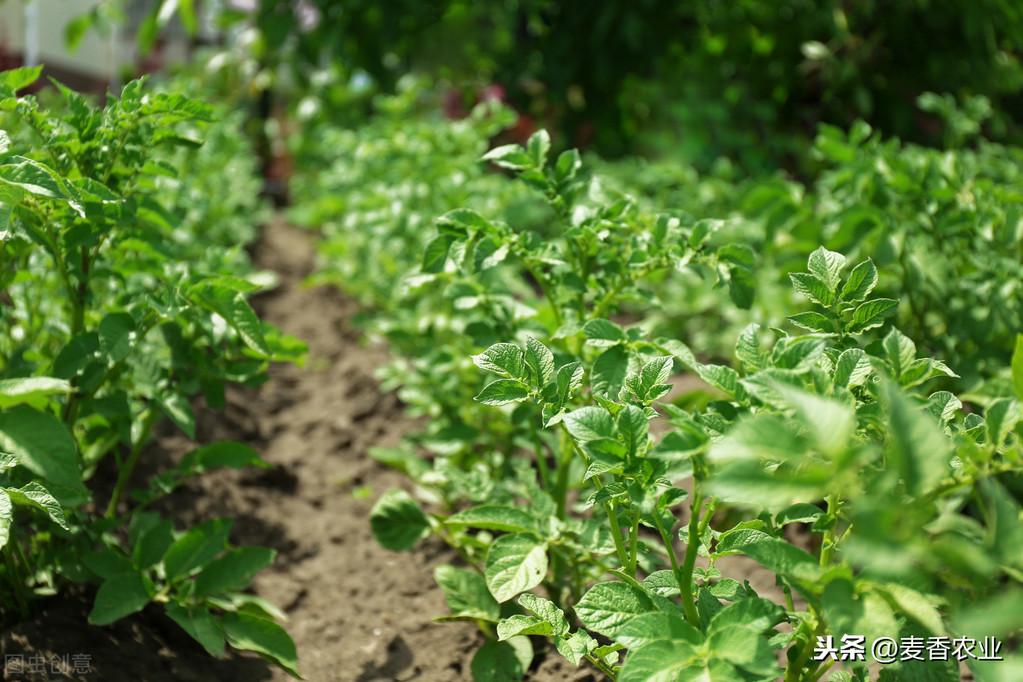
[105,408,157,518]
[627,507,639,576]
[652,509,698,626]
[601,494,630,572]
[786,618,823,682]
[819,495,838,567]
[62,248,91,428]
[531,426,552,495]
[585,652,618,680]
[677,490,704,627]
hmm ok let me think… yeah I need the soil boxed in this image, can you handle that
[0,222,597,682]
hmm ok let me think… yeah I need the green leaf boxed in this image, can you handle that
[485,534,548,603]
[132,517,174,569]
[165,603,225,658]
[470,637,532,682]
[985,398,1021,448]
[0,377,71,408]
[808,246,847,291]
[735,324,768,371]
[475,379,530,406]
[190,284,269,356]
[617,640,708,682]
[0,489,11,550]
[614,611,702,650]
[436,207,493,237]
[180,441,268,473]
[369,490,430,551]
[848,298,898,333]
[497,614,554,639]
[1012,335,1023,401]
[473,343,526,379]
[583,319,627,347]
[706,624,780,677]
[0,65,43,93]
[88,571,153,625]
[788,311,834,333]
[876,583,946,636]
[882,328,917,378]
[554,149,581,182]
[693,363,747,400]
[643,570,681,597]
[195,547,275,596]
[0,156,75,203]
[518,592,570,636]
[821,579,899,644]
[223,611,300,678]
[772,337,827,371]
[841,259,878,301]
[884,381,949,495]
[926,391,962,423]
[833,348,873,388]
[527,129,551,167]
[434,565,501,622]
[591,344,629,399]
[98,312,136,363]
[482,143,534,171]
[575,581,655,639]
[776,503,824,526]
[4,481,70,531]
[624,356,673,403]
[422,235,454,273]
[159,392,196,439]
[716,529,820,583]
[563,406,616,442]
[776,385,854,457]
[707,597,785,633]
[162,519,232,580]
[446,506,538,534]
[617,405,649,456]
[524,337,555,386]
[790,273,835,306]
[554,631,597,666]
[0,406,86,504]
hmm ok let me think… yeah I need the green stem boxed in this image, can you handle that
[678,490,704,627]
[62,248,91,428]
[585,652,618,680]
[105,408,158,518]
[786,618,823,682]
[627,507,639,576]
[531,426,552,495]
[602,495,630,571]
[652,509,699,626]
[819,495,838,567]
[809,657,837,682]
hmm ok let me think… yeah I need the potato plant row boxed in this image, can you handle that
[0,69,302,676]
[292,90,1023,681]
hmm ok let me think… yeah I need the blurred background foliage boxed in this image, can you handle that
[179,0,1023,172]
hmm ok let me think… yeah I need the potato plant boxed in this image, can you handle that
[0,68,301,676]
[362,131,1023,681]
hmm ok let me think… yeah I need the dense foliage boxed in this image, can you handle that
[4,2,1023,678]
[291,98,1023,678]
[0,67,301,676]
[80,0,1023,166]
